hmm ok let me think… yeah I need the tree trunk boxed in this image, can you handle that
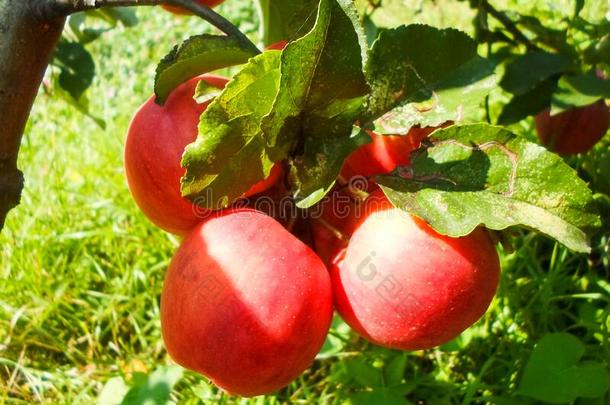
[0,1,65,231]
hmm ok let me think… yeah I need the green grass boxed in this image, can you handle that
[1,2,609,404]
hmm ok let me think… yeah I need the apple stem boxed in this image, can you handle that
[337,175,370,202]
[313,218,349,242]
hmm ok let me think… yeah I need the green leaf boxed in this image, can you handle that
[98,377,129,405]
[551,73,610,114]
[344,358,384,388]
[316,316,351,360]
[256,0,319,46]
[363,25,496,134]
[181,52,281,208]
[383,353,407,387]
[66,8,137,45]
[154,34,257,104]
[500,51,571,96]
[293,126,370,208]
[377,123,600,253]
[99,7,138,27]
[52,40,95,101]
[584,35,610,65]
[262,0,370,207]
[121,366,183,405]
[193,79,223,104]
[518,333,610,403]
[263,0,369,157]
[67,14,110,44]
[497,78,557,125]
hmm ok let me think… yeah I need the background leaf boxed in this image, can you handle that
[363,25,496,134]
[518,333,610,403]
[52,40,95,101]
[500,51,571,96]
[497,78,557,125]
[378,124,600,252]
[551,73,610,114]
[121,366,183,405]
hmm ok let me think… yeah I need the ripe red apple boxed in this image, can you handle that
[535,100,610,155]
[162,0,225,15]
[124,75,282,235]
[340,126,436,181]
[331,190,500,350]
[161,209,333,396]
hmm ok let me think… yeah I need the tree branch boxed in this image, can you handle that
[481,0,540,52]
[45,0,261,55]
[0,1,66,231]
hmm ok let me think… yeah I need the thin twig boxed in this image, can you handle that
[481,0,540,51]
[45,0,261,54]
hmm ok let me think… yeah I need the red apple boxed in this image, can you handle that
[124,75,282,235]
[340,126,436,181]
[535,100,610,155]
[331,190,500,350]
[162,0,225,15]
[161,209,333,396]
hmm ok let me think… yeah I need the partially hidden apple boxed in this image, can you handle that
[331,190,500,350]
[266,40,288,51]
[124,75,282,235]
[161,209,333,396]
[535,99,610,155]
[340,126,436,181]
[162,0,225,16]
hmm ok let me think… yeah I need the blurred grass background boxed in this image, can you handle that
[1,1,609,404]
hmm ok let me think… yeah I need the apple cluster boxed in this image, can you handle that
[123,75,501,396]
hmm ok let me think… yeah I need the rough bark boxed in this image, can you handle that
[0,1,65,230]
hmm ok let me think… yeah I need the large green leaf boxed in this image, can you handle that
[262,0,370,207]
[154,34,257,104]
[518,333,610,403]
[363,25,496,134]
[181,52,281,209]
[377,124,600,253]
[263,0,369,158]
